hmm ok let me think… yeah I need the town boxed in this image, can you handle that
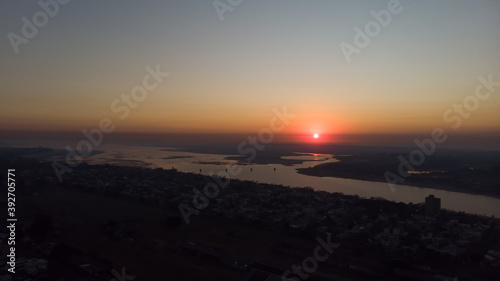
[0,149,499,280]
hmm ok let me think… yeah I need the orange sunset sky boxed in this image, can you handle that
[1,0,499,146]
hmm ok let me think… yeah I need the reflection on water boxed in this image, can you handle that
[281,153,335,162]
[72,144,500,217]
[9,141,500,217]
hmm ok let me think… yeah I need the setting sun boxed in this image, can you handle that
[313,133,319,139]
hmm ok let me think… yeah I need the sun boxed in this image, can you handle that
[313,133,319,139]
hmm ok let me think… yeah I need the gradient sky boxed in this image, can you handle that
[1,0,499,143]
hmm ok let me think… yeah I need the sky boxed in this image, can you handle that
[1,0,499,145]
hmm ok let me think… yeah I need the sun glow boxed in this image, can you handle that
[313,133,319,139]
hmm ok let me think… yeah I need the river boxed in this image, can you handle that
[6,140,500,217]
[80,144,500,217]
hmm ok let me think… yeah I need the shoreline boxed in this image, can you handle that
[296,166,500,200]
[8,145,500,200]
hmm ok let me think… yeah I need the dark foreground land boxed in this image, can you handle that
[1,147,500,281]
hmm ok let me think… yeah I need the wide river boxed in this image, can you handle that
[10,141,500,217]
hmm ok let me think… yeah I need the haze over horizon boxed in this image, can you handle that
[1,0,499,147]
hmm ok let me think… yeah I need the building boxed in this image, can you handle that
[425,195,441,216]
